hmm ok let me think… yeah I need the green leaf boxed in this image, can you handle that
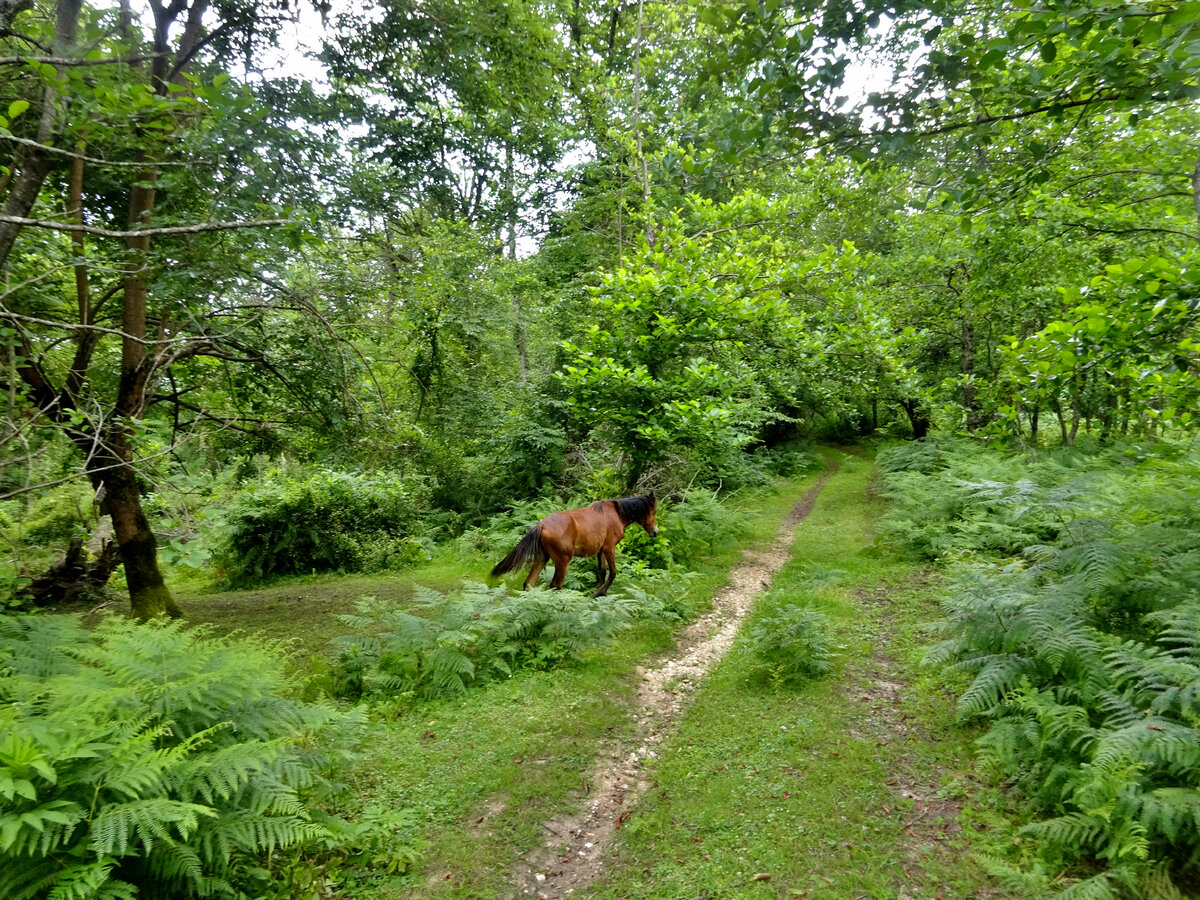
[7,100,30,120]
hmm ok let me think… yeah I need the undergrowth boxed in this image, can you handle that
[0,615,379,900]
[745,604,836,686]
[211,469,435,585]
[326,576,689,702]
[879,437,1200,898]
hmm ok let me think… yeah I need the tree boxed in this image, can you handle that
[0,0,321,617]
[560,188,877,483]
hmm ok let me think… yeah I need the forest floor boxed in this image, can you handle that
[580,450,1003,900]
[172,449,1005,899]
[510,458,841,898]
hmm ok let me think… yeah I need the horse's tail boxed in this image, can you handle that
[491,524,547,577]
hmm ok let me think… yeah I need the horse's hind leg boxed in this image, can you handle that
[523,558,545,590]
[549,548,571,589]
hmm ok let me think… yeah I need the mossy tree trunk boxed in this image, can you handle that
[102,457,182,620]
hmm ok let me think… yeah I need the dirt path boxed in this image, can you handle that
[512,458,840,899]
[846,579,982,897]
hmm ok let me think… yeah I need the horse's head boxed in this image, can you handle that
[642,492,659,537]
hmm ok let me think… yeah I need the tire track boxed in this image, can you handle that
[512,456,841,899]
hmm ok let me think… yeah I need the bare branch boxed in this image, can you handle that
[0,51,168,66]
[0,308,210,346]
[149,394,280,435]
[0,214,294,238]
[0,133,195,167]
[0,415,235,502]
[1114,191,1194,209]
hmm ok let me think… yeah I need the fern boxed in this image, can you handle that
[1056,872,1121,900]
[744,605,836,686]
[0,614,363,899]
[909,440,1200,894]
[329,579,682,700]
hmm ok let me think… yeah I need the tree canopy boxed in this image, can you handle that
[0,0,1196,610]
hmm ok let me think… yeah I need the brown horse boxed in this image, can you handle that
[490,494,658,597]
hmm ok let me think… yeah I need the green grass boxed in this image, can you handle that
[148,452,999,897]
[156,465,829,897]
[173,559,468,657]
[328,468,829,898]
[584,450,996,899]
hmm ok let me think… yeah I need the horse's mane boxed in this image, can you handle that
[610,494,655,524]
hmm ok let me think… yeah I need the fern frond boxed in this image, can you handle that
[1056,870,1119,900]
[955,656,1034,719]
[1136,861,1188,900]
[1091,720,1200,776]
[89,798,216,856]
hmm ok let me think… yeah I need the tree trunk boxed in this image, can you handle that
[504,141,529,382]
[1051,398,1068,444]
[1067,387,1081,446]
[20,535,121,607]
[103,456,182,619]
[961,319,981,431]
[631,0,653,248]
[91,0,206,620]
[0,0,83,271]
[1030,404,1039,442]
[1192,145,1200,239]
[900,399,930,439]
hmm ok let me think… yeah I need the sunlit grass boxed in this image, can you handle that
[161,464,828,897]
[587,451,994,899]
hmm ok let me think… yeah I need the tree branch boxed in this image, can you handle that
[0,51,168,66]
[0,308,211,346]
[1049,220,1200,242]
[0,133,195,166]
[0,214,293,238]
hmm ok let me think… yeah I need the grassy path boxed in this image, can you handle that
[323,462,833,898]
[581,449,996,899]
[513,458,841,897]
[170,450,997,898]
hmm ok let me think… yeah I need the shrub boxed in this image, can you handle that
[618,524,674,568]
[654,489,749,570]
[5,486,91,547]
[0,614,359,900]
[212,469,434,584]
[753,443,820,478]
[329,581,680,700]
[916,440,1200,896]
[746,604,836,686]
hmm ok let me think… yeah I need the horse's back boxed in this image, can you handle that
[541,504,615,557]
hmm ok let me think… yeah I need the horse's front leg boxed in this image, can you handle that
[595,546,617,598]
[595,552,607,587]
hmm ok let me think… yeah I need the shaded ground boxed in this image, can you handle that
[562,452,998,900]
[512,460,841,899]
[183,577,409,652]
